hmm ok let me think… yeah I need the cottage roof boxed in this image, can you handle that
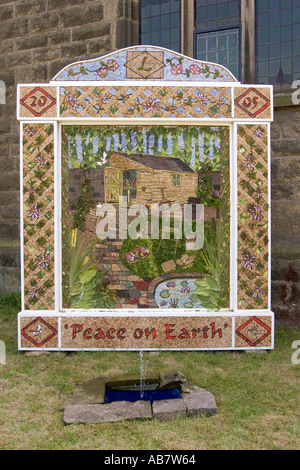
[113,152,196,173]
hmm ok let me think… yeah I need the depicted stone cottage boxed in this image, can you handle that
[105,152,198,205]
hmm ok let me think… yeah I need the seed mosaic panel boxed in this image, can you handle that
[61,125,230,312]
[18,313,274,350]
[19,86,57,119]
[53,47,237,82]
[234,87,272,120]
[23,123,55,310]
[237,124,269,310]
[20,316,58,348]
[235,315,272,348]
[59,86,232,119]
[17,45,274,351]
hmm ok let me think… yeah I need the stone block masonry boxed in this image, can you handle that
[271,105,300,325]
[0,2,299,327]
[0,0,139,294]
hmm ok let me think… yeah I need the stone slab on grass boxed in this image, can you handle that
[182,387,218,417]
[159,371,187,390]
[64,400,153,424]
[152,398,187,421]
[61,377,106,409]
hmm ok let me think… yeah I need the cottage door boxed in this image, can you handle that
[104,168,123,203]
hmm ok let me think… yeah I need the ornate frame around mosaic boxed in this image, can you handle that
[17,46,274,351]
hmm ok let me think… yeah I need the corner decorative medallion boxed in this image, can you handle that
[235,317,271,347]
[20,87,56,117]
[21,317,58,348]
[235,87,271,119]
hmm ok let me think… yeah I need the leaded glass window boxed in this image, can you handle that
[256,0,300,86]
[140,0,181,53]
[195,0,240,30]
[195,0,241,80]
[196,28,240,80]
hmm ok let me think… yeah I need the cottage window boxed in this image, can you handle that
[173,173,181,187]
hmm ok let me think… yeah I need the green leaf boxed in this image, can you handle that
[194,289,210,298]
[199,301,218,310]
[205,275,220,292]
[70,293,83,306]
[81,290,96,301]
[74,300,97,309]
[83,279,97,292]
[78,267,97,284]
[70,281,83,296]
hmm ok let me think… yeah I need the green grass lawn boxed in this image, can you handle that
[0,293,299,450]
[119,236,208,278]
[119,220,216,279]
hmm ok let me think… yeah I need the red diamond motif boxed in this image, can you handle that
[235,88,270,118]
[235,316,271,347]
[21,317,57,347]
[20,87,56,117]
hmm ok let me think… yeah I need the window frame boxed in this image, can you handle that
[194,24,242,82]
[172,173,181,187]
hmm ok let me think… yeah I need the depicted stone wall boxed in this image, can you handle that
[0,0,139,294]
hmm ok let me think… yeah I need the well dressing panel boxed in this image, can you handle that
[17,46,274,351]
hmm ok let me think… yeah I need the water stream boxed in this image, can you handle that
[139,351,149,399]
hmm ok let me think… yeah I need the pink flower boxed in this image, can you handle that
[98,93,109,104]
[196,91,209,106]
[107,59,118,72]
[28,203,41,220]
[189,64,201,75]
[243,155,255,170]
[97,67,108,78]
[67,95,79,110]
[144,97,160,113]
[254,128,265,138]
[166,281,176,288]
[171,64,183,75]
[24,127,36,137]
[241,254,256,270]
[28,287,38,299]
[256,187,264,200]
[216,97,227,106]
[37,253,51,269]
[253,288,263,298]
[36,153,47,167]
[249,205,263,222]
[163,103,177,113]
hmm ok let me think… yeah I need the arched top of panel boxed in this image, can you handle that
[51,45,239,83]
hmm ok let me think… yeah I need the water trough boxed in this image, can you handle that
[62,371,218,424]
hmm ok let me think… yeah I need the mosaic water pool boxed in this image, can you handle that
[154,278,203,309]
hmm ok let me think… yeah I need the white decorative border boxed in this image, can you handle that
[17,48,274,351]
[18,310,275,352]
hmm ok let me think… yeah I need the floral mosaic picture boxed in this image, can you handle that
[237,124,269,310]
[61,125,230,311]
[23,123,55,310]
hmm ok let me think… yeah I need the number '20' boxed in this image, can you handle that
[30,95,47,108]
